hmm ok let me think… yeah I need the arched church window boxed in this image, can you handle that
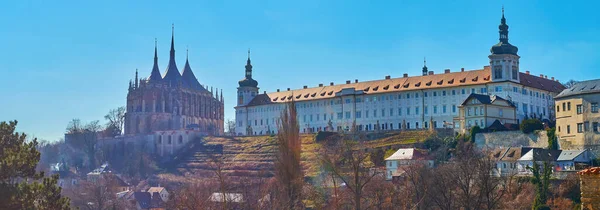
[178,135,183,144]
[168,136,172,144]
[158,136,162,144]
[512,66,518,80]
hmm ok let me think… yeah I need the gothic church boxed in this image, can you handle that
[124,27,224,136]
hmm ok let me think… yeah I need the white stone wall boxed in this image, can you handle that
[475,130,549,149]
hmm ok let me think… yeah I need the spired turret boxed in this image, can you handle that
[148,39,162,82]
[490,7,518,56]
[489,7,520,83]
[162,25,182,86]
[181,49,205,91]
[238,49,259,88]
[237,49,259,106]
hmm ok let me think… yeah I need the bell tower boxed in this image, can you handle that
[489,7,520,83]
[237,49,259,106]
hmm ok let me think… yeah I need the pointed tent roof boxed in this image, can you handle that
[148,39,162,81]
[162,25,182,84]
[181,49,205,90]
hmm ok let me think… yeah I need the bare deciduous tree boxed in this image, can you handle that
[104,107,126,137]
[66,119,102,170]
[68,175,120,210]
[273,101,304,210]
[225,119,236,136]
[318,133,378,210]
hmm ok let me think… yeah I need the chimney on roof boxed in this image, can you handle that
[545,75,548,79]
[385,75,391,79]
[403,73,408,78]
[526,71,530,75]
[540,74,544,78]
[444,69,450,74]
[428,71,434,75]
[318,83,323,87]
[277,89,280,92]
[264,91,266,94]
[551,77,555,81]
[330,82,334,86]
[287,88,290,91]
[355,79,358,83]
[303,85,307,89]
[346,80,351,84]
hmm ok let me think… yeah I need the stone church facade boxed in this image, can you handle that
[124,27,224,136]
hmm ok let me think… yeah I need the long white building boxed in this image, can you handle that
[234,10,565,136]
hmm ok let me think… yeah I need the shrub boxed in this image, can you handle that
[470,126,481,143]
[520,119,544,134]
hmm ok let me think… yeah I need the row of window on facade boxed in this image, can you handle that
[239,85,551,114]
[156,135,184,145]
[300,120,449,133]
[559,122,600,134]
[557,102,599,114]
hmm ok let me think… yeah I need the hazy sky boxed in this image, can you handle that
[1,0,599,141]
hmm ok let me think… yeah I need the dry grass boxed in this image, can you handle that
[169,131,430,179]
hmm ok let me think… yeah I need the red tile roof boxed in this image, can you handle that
[242,68,565,106]
[578,167,600,175]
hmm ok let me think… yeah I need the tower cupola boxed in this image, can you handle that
[490,7,519,56]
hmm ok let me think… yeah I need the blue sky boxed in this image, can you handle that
[1,0,599,141]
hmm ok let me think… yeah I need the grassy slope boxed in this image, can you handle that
[168,130,434,179]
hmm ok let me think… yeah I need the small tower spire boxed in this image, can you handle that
[498,6,509,43]
[422,57,428,76]
[220,89,223,102]
[247,48,251,64]
[170,24,175,59]
[148,38,163,81]
[134,69,139,88]
[154,38,158,61]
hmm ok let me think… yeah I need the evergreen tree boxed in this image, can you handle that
[529,161,551,210]
[0,120,71,209]
[546,128,558,150]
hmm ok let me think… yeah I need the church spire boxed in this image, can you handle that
[163,24,182,83]
[422,57,428,76]
[170,24,175,59]
[148,38,162,81]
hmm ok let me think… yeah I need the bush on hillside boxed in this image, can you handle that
[520,119,544,134]
[470,126,482,143]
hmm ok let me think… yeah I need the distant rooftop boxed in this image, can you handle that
[555,78,600,99]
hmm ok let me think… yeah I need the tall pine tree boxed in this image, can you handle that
[0,120,71,209]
